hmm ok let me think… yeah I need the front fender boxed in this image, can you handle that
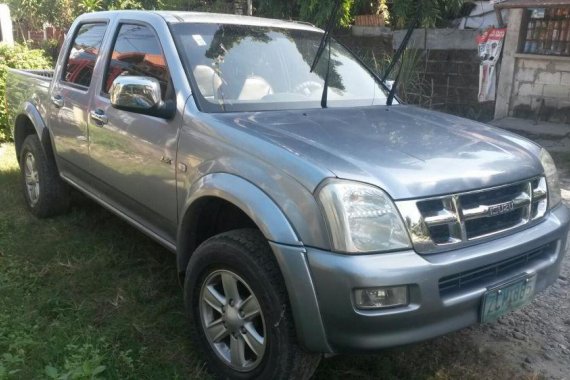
[178,173,301,264]
[177,173,331,352]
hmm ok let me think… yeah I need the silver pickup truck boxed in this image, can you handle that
[6,10,569,380]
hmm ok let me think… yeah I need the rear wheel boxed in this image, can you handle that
[184,229,321,379]
[19,135,70,218]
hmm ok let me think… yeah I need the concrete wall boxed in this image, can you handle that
[335,29,392,62]
[393,29,479,50]
[417,50,495,121]
[392,28,492,121]
[339,27,493,121]
[510,57,570,122]
[496,9,570,123]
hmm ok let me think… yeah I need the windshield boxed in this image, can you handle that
[171,23,394,112]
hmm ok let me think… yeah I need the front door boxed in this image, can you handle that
[88,23,179,239]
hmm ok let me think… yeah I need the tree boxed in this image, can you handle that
[8,0,79,34]
[80,0,103,12]
[255,0,355,27]
[391,0,466,29]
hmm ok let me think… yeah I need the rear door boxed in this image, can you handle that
[88,22,179,239]
[49,22,108,176]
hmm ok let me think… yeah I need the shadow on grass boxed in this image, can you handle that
[0,144,525,380]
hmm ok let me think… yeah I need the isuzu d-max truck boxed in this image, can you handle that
[6,10,569,380]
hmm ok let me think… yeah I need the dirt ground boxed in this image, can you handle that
[463,132,570,380]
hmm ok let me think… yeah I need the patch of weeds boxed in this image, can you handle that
[0,314,38,379]
[45,343,107,380]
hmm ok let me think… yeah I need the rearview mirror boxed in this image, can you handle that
[110,76,175,119]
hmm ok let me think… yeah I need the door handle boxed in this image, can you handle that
[89,109,108,126]
[51,95,64,108]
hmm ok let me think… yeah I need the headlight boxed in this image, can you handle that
[540,149,561,209]
[317,180,411,253]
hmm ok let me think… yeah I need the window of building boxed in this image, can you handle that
[521,7,570,56]
[103,24,170,98]
[63,23,107,87]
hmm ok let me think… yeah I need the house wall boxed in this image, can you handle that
[510,56,570,121]
[495,8,570,123]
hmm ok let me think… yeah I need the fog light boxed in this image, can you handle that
[354,286,408,309]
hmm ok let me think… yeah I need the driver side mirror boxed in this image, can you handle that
[110,76,175,119]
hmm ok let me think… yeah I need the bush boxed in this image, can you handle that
[0,43,52,142]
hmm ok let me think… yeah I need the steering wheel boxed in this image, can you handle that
[293,81,323,96]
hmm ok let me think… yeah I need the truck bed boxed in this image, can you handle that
[6,69,54,138]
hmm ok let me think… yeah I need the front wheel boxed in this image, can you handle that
[184,229,321,379]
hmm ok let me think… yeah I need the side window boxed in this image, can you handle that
[63,23,107,88]
[104,24,170,98]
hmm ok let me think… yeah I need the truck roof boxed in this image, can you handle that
[83,10,323,33]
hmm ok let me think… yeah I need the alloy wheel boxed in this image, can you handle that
[24,152,40,206]
[199,269,267,372]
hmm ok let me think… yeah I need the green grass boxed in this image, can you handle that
[0,143,531,380]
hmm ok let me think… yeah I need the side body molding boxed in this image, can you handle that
[177,173,331,352]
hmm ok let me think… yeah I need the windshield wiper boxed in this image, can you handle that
[384,7,421,106]
[309,0,342,108]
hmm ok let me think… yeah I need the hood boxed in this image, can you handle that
[211,105,543,199]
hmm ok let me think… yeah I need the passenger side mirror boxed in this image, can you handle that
[110,76,175,119]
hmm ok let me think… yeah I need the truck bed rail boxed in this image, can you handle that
[8,68,54,80]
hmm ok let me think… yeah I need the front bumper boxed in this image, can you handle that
[306,204,570,352]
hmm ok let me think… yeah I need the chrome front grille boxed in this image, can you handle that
[396,177,548,254]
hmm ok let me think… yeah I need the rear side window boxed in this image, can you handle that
[63,23,107,88]
[103,24,170,97]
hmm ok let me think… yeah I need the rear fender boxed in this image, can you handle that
[14,102,54,161]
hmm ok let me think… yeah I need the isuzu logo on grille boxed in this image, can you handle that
[489,201,515,216]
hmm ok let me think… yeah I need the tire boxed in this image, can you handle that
[184,229,321,380]
[19,134,70,218]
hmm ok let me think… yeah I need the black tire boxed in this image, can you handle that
[19,134,70,218]
[184,229,321,380]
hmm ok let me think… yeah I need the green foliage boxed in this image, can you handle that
[8,0,167,33]
[8,0,78,31]
[161,0,233,13]
[256,0,358,27]
[80,0,104,13]
[0,44,52,142]
[44,344,107,380]
[391,0,465,29]
[299,0,354,27]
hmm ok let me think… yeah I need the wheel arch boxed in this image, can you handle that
[177,173,301,274]
[14,102,55,162]
[177,173,330,352]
